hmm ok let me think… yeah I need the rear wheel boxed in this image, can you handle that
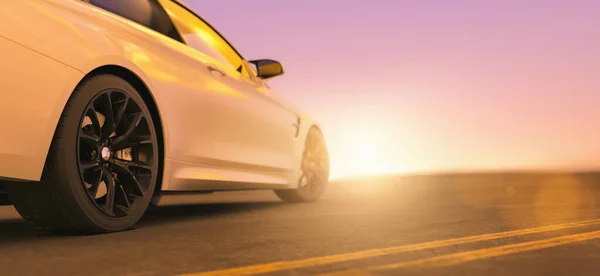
[275,128,329,202]
[7,74,159,234]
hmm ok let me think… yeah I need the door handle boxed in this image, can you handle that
[207,64,226,77]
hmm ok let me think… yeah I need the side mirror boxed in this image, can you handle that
[249,59,284,80]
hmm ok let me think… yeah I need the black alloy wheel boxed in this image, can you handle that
[275,128,329,202]
[7,74,159,234]
[77,89,156,218]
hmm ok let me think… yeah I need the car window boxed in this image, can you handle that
[88,0,182,42]
[160,1,251,78]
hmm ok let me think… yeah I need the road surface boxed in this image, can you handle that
[3,172,600,275]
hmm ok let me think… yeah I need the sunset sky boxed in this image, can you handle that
[187,0,600,179]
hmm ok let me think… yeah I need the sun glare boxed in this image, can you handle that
[327,126,421,180]
[332,137,386,178]
[356,140,379,166]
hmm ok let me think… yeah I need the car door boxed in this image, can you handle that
[229,60,300,171]
[161,0,298,171]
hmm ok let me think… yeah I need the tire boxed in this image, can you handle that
[275,127,330,203]
[7,74,160,234]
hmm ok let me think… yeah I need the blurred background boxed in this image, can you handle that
[188,0,600,179]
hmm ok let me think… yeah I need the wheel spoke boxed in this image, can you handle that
[114,97,129,131]
[89,169,103,198]
[128,161,152,171]
[99,93,115,137]
[103,169,116,215]
[135,135,153,145]
[111,112,143,150]
[113,158,152,170]
[80,160,100,172]
[113,158,153,172]
[79,131,100,143]
[112,135,152,151]
[111,161,146,198]
[79,129,100,146]
[115,185,131,212]
[85,106,102,137]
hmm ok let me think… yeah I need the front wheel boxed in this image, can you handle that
[7,74,160,234]
[275,128,329,203]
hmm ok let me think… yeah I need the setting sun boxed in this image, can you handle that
[330,132,398,179]
[351,139,380,172]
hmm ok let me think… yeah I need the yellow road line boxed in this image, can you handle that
[321,229,600,275]
[180,219,600,276]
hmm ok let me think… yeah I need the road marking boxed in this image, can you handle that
[179,219,600,276]
[321,229,600,275]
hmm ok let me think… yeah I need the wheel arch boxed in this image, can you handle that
[79,65,166,195]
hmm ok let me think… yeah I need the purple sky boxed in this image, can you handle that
[186,0,600,178]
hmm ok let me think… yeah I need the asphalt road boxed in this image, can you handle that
[3,172,600,276]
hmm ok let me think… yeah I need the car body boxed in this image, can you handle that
[0,0,329,233]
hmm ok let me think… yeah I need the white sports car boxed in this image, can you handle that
[0,0,329,233]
